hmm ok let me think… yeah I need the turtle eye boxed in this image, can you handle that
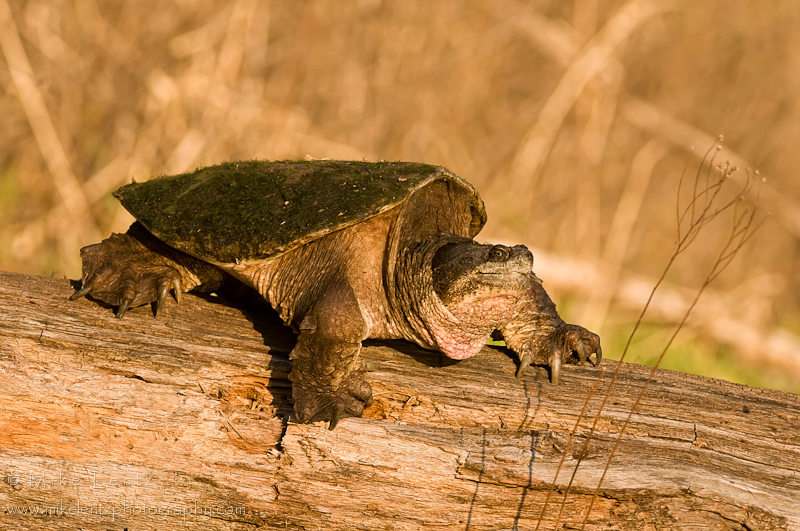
[488,245,510,262]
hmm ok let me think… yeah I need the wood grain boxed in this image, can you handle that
[0,270,798,530]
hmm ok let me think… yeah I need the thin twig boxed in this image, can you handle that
[536,139,764,529]
[576,155,765,528]
[534,368,606,531]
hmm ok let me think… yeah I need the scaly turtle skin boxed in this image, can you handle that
[71,160,601,429]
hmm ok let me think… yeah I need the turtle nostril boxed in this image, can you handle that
[488,245,510,262]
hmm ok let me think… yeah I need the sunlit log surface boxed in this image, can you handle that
[1,270,798,530]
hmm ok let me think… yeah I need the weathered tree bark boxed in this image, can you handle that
[0,270,798,530]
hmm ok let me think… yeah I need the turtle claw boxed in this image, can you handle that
[116,298,131,319]
[69,286,91,301]
[516,351,532,379]
[328,408,342,431]
[549,353,561,385]
[594,345,602,367]
[575,341,588,365]
[155,278,182,317]
[173,280,182,304]
[155,282,170,317]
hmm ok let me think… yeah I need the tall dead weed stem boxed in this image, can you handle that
[535,137,767,530]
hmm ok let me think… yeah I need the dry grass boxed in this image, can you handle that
[1,0,798,391]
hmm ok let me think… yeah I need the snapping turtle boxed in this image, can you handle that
[71,160,601,429]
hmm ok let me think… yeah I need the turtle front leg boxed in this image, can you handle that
[501,274,601,383]
[288,284,372,430]
[70,222,224,318]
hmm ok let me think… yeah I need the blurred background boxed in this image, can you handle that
[1,0,797,392]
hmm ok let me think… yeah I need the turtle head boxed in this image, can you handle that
[431,241,535,315]
[391,237,541,361]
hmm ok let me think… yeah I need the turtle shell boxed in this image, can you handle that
[114,160,487,263]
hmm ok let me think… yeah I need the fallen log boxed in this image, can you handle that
[0,270,798,530]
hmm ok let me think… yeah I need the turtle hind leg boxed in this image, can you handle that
[71,222,224,318]
[288,283,371,430]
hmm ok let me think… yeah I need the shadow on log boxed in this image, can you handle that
[1,270,798,530]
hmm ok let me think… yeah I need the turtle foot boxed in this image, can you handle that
[290,369,373,430]
[558,324,602,369]
[71,232,183,318]
[515,324,601,383]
